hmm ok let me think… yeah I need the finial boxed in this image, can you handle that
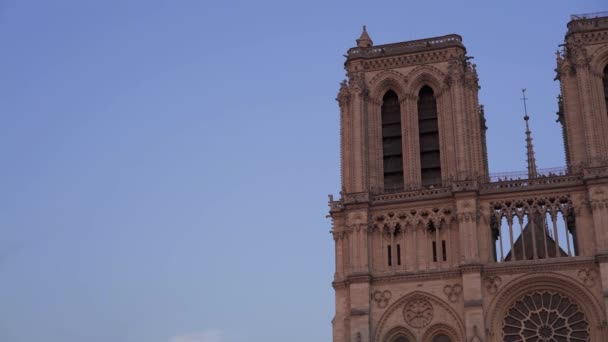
[356,25,373,48]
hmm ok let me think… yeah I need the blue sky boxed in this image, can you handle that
[0,1,605,342]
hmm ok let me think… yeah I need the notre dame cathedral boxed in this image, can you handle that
[328,13,608,342]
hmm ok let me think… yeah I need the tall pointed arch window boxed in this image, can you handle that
[603,65,608,115]
[418,85,441,186]
[382,90,404,190]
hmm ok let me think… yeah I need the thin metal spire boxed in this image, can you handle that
[521,89,538,179]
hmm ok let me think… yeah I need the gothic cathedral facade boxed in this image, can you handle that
[329,13,608,342]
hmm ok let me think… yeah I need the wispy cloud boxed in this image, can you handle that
[171,330,222,342]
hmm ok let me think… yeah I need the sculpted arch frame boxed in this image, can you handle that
[367,71,408,192]
[382,326,416,342]
[374,291,465,342]
[405,67,449,187]
[485,272,605,342]
[421,323,459,342]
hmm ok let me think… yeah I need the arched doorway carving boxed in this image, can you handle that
[375,291,465,342]
[382,326,416,342]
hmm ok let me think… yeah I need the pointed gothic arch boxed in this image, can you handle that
[381,90,404,190]
[369,70,407,102]
[421,323,459,342]
[382,326,416,342]
[417,85,441,186]
[404,66,446,97]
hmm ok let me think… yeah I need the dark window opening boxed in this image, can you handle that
[397,244,401,266]
[432,334,452,342]
[388,245,392,266]
[382,90,404,190]
[442,240,447,262]
[394,337,410,342]
[432,241,437,262]
[418,86,441,186]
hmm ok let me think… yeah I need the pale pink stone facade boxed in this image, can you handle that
[329,14,608,342]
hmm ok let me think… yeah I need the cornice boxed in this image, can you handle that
[371,267,461,285]
[460,264,483,274]
[483,256,596,276]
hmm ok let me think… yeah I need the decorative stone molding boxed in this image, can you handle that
[342,191,370,205]
[460,264,483,274]
[584,166,608,180]
[371,268,461,284]
[484,257,595,276]
[371,187,451,204]
[484,275,502,295]
[403,297,434,328]
[372,290,392,309]
[443,284,463,303]
[372,207,454,232]
[578,268,598,287]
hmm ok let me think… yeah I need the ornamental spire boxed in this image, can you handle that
[356,25,373,47]
[521,89,538,179]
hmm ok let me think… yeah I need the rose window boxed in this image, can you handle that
[502,290,589,341]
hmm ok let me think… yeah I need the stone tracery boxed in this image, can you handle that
[502,290,590,342]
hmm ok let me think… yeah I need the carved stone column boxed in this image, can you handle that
[456,195,480,264]
[461,265,486,342]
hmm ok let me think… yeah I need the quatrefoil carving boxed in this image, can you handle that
[443,284,463,303]
[372,290,392,308]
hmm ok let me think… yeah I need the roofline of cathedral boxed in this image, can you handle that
[566,12,608,37]
[346,33,465,61]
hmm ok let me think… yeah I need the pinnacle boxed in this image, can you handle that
[356,25,373,48]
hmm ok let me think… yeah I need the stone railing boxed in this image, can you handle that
[570,11,608,21]
[568,12,608,32]
[346,34,463,59]
[480,174,583,194]
[372,186,451,204]
[488,166,568,182]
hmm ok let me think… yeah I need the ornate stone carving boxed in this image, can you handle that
[372,290,392,309]
[443,284,463,303]
[502,290,589,341]
[373,207,454,232]
[484,275,502,295]
[578,268,598,287]
[403,298,434,328]
[470,325,482,342]
[336,80,351,106]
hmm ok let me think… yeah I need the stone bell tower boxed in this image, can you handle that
[330,26,489,342]
[329,16,608,342]
[557,14,608,172]
[337,27,488,196]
